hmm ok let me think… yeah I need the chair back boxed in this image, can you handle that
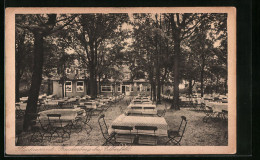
[131,106,142,110]
[157,109,166,117]
[177,116,188,141]
[27,113,40,127]
[78,105,86,110]
[135,126,157,135]
[119,106,124,113]
[98,114,109,140]
[15,104,21,110]
[143,107,154,110]
[112,125,133,131]
[133,101,142,104]
[85,109,93,124]
[47,114,62,127]
[84,102,93,106]
[222,110,228,114]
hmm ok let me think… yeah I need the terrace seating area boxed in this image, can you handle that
[15,94,228,146]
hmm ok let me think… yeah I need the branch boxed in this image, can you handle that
[48,15,77,35]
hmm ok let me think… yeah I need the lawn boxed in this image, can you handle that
[16,96,228,146]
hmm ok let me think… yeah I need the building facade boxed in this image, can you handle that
[51,64,151,98]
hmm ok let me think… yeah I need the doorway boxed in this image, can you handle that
[122,86,125,94]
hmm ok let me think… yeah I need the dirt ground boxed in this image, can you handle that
[16,96,228,146]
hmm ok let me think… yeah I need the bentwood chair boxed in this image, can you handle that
[27,113,44,142]
[112,125,135,145]
[157,109,166,117]
[15,104,24,119]
[47,114,71,143]
[166,116,187,145]
[98,114,116,146]
[135,126,158,145]
[202,106,216,123]
[82,108,93,133]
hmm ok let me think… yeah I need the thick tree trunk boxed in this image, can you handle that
[62,80,65,98]
[89,64,96,99]
[15,71,21,102]
[23,34,44,131]
[171,41,180,110]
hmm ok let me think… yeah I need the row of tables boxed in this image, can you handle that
[108,96,168,137]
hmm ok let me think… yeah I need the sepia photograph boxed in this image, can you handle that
[5,7,236,155]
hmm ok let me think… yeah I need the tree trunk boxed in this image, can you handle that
[200,56,205,98]
[47,78,51,95]
[62,80,65,98]
[189,78,193,96]
[23,34,44,131]
[89,64,96,99]
[216,76,219,93]
[152,82,156,102]
[150,83,153,100]
[224,76,227,95]
[15,71,21,102]
[171,40,180,110]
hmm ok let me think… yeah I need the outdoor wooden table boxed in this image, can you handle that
[205,102,228,112]
[125,103,157,115]
[45,99,66,105]
[38,108,86,126]
[67,98,78,102]
[15,103,27,110]
[108,114,168,136]
[127,104,157,109]
[79,101,97,109]
[20,97,28,102]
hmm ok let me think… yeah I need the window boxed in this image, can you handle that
[76,81,84,92]
[131,85,133,92]
[117,86,121,92]
[125,73,130,79]
[137,85,140,92]
[66,68,71,74]
[75,69,79,75]
[126,86,130,92]
[147,87,150,92]
[101,85,112,92]
[65,81,72,92]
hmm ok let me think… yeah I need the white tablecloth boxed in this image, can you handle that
[39,108,85,121]
[16,103,27,110]
[79,102,97,109]
[108,114,168,136]
[205,102,228,112]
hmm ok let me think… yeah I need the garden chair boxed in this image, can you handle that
[28,113,45,142]
[135,126,158,145]
[98,114,116,146]
[221,110,228,121]
[47,114,71,143]
[112,125,135,145]
[15,104,24,119]
[82,108,93,133]
[165,116,187,145]
[119,105,124,113]
[202,106,216,122]
[70,109,85,133]
[157,109,166,117]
